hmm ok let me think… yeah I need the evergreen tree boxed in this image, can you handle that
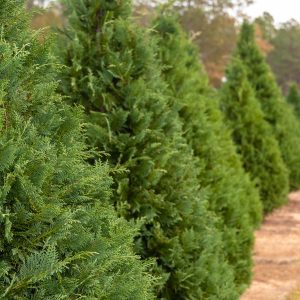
[153,15,262,292]
[287,83,300,120]
[236,21,300,190]
[59,0,238,298]
[0,1,153,299]
[220,58,289,213]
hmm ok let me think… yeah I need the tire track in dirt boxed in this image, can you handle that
[241,191,300,300]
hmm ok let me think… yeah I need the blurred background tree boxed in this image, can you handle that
[179,8,237,87]
[287,83,300,120]
[254,12,276,42]
[26,0,47,8]
[267,20,300,94]
[26,0,63,32]
[134,0,253,87]
[254,13,300,94]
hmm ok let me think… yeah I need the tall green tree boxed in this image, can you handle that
[236,21,300,190]
[59,0,238,298]
[0,1,153,299]
[287,83,300,120]
[220,59,289,213]
[153,15,262,292]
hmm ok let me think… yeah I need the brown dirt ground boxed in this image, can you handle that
[241,191,300,300]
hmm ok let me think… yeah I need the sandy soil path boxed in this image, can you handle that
[241,191,300,300]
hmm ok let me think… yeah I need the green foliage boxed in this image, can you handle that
[59,0,238,298]
[287,83,300,120]
[0,1,153,299]
[236,21,300,190]
[220,58,289,213]
[153,15,262,292]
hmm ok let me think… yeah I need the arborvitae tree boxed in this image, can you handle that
[0,1,153,299]
[59,0,238,298]
[287,83,300,120]
[152,15,262,292]
[220,59,289,213]
[236,21,300,190]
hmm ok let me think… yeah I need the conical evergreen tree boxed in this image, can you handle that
[0,1,153,299]
[287,83,300,120]
[236,21,300,190]
[220,58,289,213]
[59,0,238,298]
[152,15,262,292]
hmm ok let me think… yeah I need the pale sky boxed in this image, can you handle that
[245,0,300,24]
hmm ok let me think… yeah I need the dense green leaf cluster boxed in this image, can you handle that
[152,15,262,292]
[236,22,300,190]
[59,0,239,298]
[0,1,153,299]
[220,59,289,213]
